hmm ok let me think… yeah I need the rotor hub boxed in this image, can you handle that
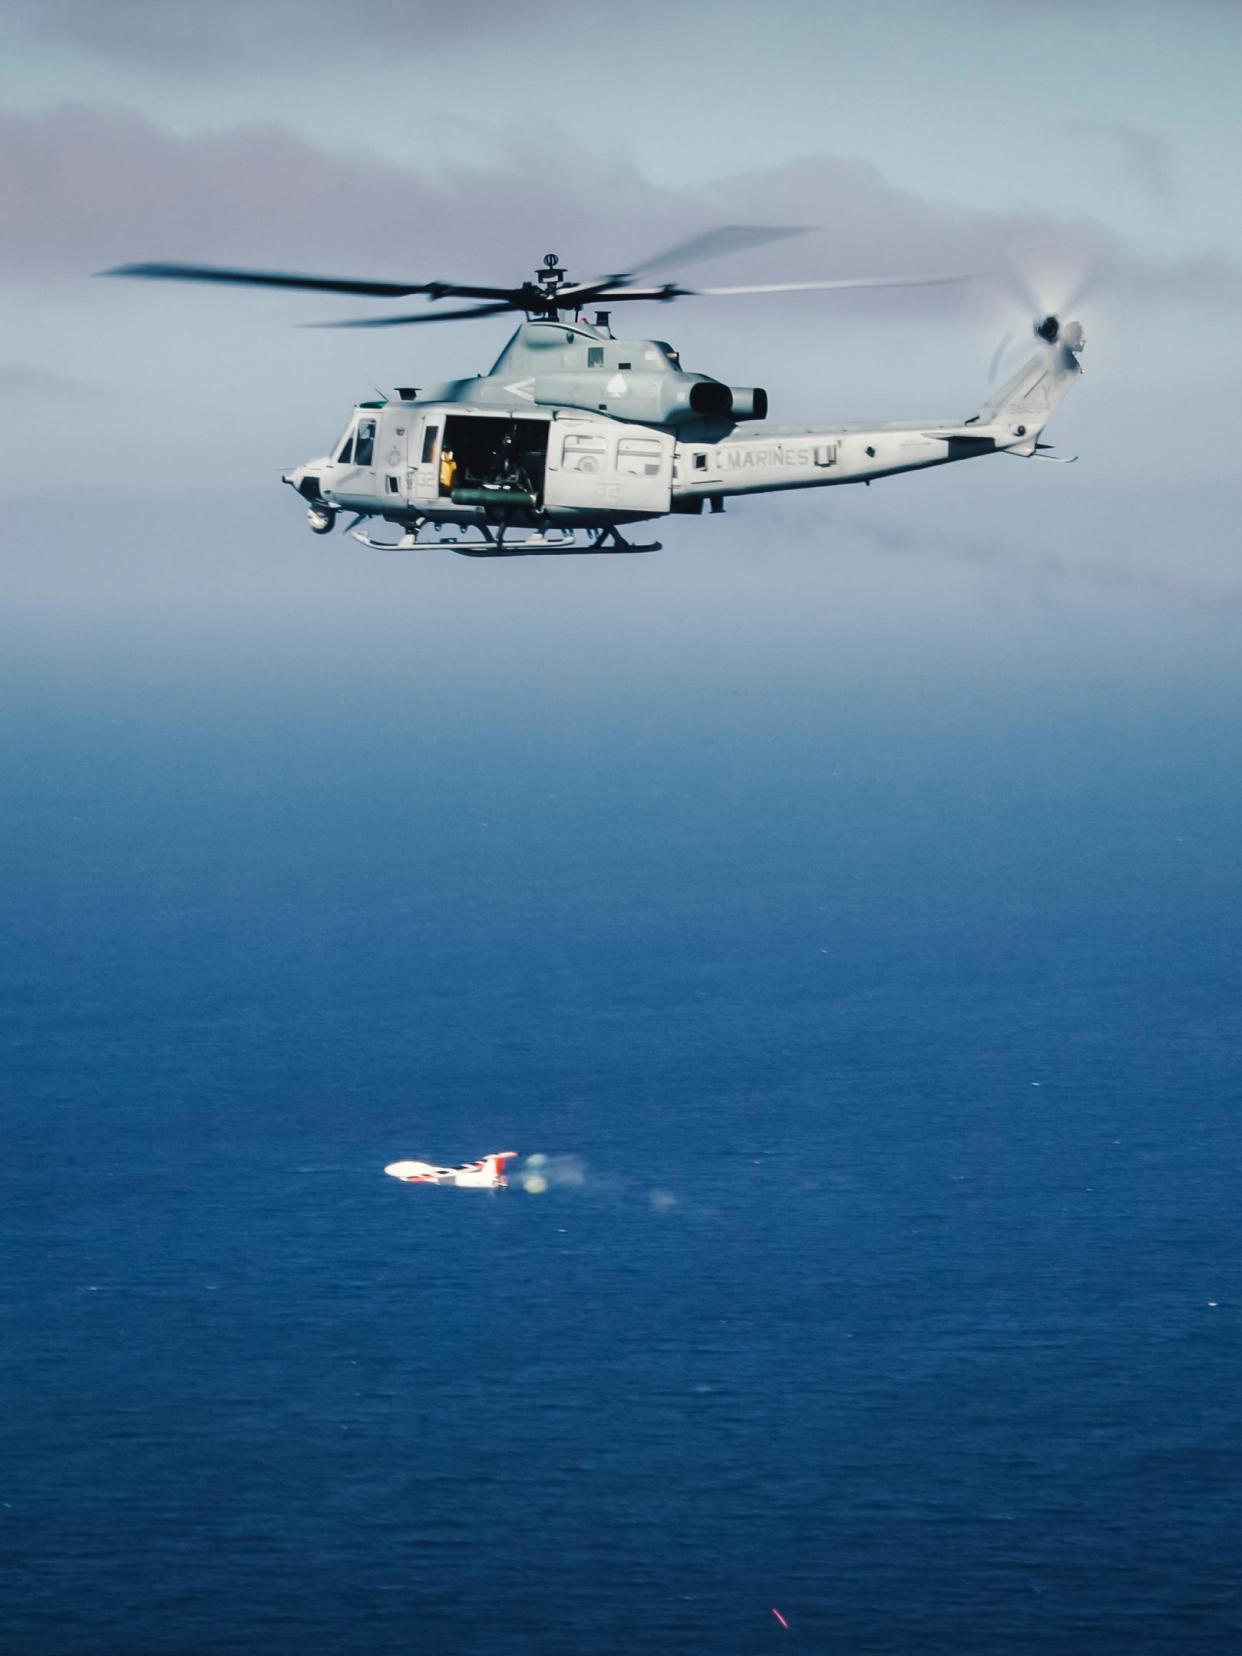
[537,253,566,294]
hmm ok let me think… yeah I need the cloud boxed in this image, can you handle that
[828,503,1242,613]
[0,105,656,284]
[1,106,1235,321]
[0,106,466,278]
[1066,120,1178,206]
[5,0,551,64]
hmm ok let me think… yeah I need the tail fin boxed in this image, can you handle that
[486,1152,519,1182]
[976,322,1084,454]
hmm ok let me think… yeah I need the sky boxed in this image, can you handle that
[1,0,1239,616]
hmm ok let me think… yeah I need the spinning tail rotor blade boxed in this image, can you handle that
[1009,246,1097,323]
[983,245,1098,379]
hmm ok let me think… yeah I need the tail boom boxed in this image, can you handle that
[669,321,1085,502]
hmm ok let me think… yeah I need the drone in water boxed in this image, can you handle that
[105,226,1086,557]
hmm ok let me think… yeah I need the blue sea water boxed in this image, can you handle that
[3,512,1241,1653]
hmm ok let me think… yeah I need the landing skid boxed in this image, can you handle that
[349,522,661,556]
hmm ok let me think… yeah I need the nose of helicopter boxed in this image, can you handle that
[282,463,307,491]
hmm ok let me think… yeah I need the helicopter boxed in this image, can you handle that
[105,226,1085,557]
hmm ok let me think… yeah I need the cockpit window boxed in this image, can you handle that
[332,417,356,464]
[354,420,377,467]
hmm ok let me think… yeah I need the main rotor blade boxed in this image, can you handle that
[694,273,975,295]
[557,224,814,304]
[625,223,810,278]
[558,285,683,304]
[309,302,519,328]
[571,272,976,306]
[101,261,520,303]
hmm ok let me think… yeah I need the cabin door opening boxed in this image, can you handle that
[438,415,550,505]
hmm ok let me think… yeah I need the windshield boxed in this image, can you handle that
[331,416,355,464]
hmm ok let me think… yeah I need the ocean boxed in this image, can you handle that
[3,497,1240,1653]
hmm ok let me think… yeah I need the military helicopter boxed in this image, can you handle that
[105,226,1085,557]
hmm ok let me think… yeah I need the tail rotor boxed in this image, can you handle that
[982,244,1096,381]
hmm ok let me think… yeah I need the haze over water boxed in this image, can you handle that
[3,487,1240,1653]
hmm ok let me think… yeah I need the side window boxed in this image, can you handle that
[421,425,440,464]
[587,347,604,368]
[563,433,608,474]
[617,437,663,478]
[354,420,376,467]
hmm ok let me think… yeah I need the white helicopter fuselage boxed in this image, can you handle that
[284,319,1083,553]
[295,408,991,522]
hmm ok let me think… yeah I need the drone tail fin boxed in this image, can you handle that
[975,323,1084,454]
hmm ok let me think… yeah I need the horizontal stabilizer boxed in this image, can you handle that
[922,427,1001,443]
